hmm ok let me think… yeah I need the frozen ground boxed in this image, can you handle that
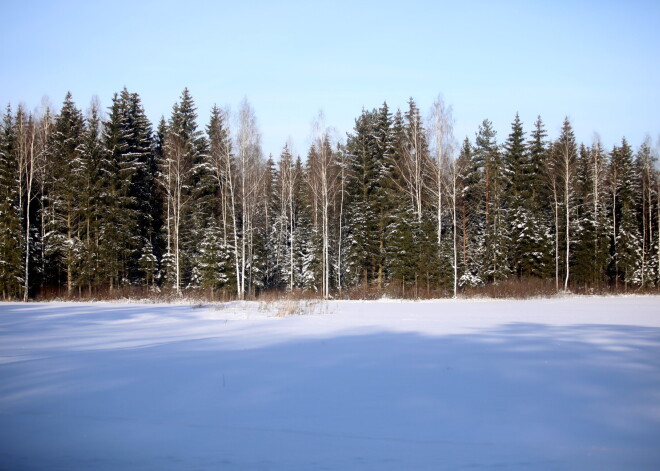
[1,296,659,470]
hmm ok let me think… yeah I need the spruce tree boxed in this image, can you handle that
[502,113,527,202]
[44,93,86,295]
[0,106,23,298]
[204,105,235,294]
[572,142,610,287]
[475,119,508,282]
[635,140,658,286]
[298,155,321,291]
[528,116,550,209]
[609,139,643,288]
[345,108,381,287]
[502,113,528,277]
[77,98,104,295]
[161,88,205,293]
[458,137,485,286]
[527,117,556,281]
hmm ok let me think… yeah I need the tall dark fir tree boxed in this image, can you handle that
[43,93,86,295]
[0,106,23,298]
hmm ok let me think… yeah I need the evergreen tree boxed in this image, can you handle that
[502,113,527,202]
[161,88,206,293]
[608,139,643,288]
[191,222,229,297]
[458,137,485,286]
[204,105,235,294]
[635,140,658,286]
[138,240,158,289]
[475,119,508,282]
[571,141,610,287]
[297,157,321,291]
[77,98,104,294]
[385,202,420,296]
[528,116,549,209]
[344,107,389,288]
[502,113,528,277]
[99,89,157,289]
[0,106,23,298]
[43,93,86,295]
[153,117,168,285]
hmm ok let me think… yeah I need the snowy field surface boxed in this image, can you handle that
[1,297,659,470]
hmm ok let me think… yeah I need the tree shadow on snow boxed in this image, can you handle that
[0,309,659,470]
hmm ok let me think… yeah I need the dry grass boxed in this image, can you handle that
[29,278,659,304]
[460,278,558,299]
[273,299,320,317]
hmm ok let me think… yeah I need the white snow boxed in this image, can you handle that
[1,296,659,470]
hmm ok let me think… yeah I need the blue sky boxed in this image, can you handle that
[1,0,658,157]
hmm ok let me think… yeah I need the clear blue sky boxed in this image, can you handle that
[1,0,659,157]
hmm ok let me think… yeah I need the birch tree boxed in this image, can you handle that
[555,118,577,290]
[399,99,429,222]
[307,113,340,298]
[235,98,264,298]
[278,143,298,291]
[15,106,41,300]
[636,139,657,286]
[206,105,235,295]
[161,89,203,293]
[428,96,456,293]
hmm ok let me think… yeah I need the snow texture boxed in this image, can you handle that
[1,296,659,470]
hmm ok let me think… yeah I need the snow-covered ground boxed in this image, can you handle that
[1,296,659,470]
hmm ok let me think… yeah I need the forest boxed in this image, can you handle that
[0,88,658,300]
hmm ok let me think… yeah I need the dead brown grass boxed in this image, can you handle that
[460,278,557,299]
[29,278,659,304]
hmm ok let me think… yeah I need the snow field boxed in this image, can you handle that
[0,296,659,470]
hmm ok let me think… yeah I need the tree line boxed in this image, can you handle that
[0,88,658,300]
